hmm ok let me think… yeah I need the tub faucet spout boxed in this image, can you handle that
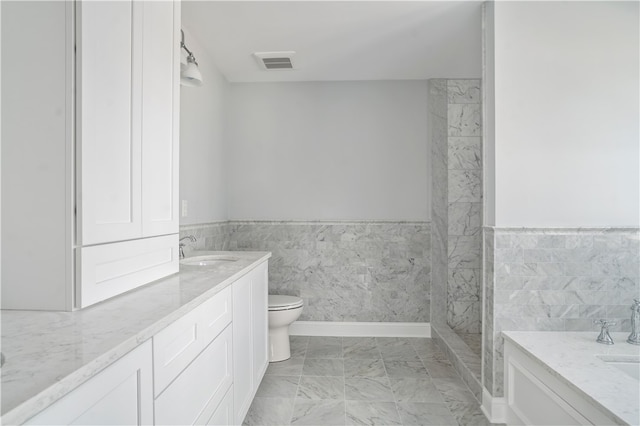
[628,299,640,345]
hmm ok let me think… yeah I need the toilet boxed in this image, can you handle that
[268,295,304,362]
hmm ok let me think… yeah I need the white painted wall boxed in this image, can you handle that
[226,81,429,221]
[488,1,639,227]
[179,28,229,224]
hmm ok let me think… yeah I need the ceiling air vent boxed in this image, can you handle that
[253,51,295,70]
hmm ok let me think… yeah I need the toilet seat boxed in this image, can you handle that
[268,295,303,311]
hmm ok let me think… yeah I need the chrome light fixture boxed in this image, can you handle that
[180,30,203,87]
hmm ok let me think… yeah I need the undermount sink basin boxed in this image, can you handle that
[180,255,240,266]
[597,355,640,381]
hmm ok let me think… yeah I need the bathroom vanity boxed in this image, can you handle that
[503,331,640,426]
[0,251,270,425]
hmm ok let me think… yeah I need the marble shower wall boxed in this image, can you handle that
[181,221,432,323]
[429,79,449,326]
[483,227,640,397]
[446,80,482,333]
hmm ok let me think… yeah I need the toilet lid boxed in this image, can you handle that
[269,295,303,311]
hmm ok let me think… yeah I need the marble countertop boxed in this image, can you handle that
[1,250,271,425]
[502,331,640,426]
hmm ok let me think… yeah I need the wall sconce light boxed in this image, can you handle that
[180,30,203,87]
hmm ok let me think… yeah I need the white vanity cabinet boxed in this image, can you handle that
[233,262,269,424]
[77,0,180,245]
[25,341,153,426]
[1,0,180,311]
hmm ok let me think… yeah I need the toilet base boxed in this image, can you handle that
[269,326,291,362]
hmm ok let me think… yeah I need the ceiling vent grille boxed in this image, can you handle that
[254,51,296,70]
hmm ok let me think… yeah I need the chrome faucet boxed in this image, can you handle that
[628,299,640,345]
[594,319,616,345]
[179,235,197,259]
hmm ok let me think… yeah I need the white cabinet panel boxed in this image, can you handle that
[252,263,269,387]
[155,326,233,426]
[77,234,178,309]
[153,286,232,397]
[233,262,270,425]
[141,0,179,237]
[25,341,153,425]
[203,386,234,426]
[77,0,143,245]
[232,273,253,425]
[199,287,233,346]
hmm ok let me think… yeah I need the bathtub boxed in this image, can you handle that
[503,331,640,425]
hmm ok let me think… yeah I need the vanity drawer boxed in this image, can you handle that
[153,286,232,396]
[155,325,233,425]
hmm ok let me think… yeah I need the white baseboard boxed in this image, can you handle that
[289,321,431,338]
[481,387,507,424]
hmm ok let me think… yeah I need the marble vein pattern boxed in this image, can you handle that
[429,79,483,399]
[244,336,499,426]
[483,227,640,398]
[1,251,272,425]
[503,331,640,426]
[225,221,431,322]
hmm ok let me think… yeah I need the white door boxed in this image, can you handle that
[77,0,143,245]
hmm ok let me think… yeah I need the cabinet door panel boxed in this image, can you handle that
[141,0,179,237]
[252,263,269,387]
[77,0,143,245]
[203,386,234,426]
[25,341,153,425]
[232,274,253,424]
[155,326,233,426]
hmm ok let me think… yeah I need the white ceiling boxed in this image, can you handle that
[182,1,483,82]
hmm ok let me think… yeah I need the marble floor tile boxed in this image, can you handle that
[396,402,458,425]
[431,378,478,405]
[243,397,294,426]
[343,337,381,359]
[377,338,421,361]
[423,359,460,379]
[447,401,492,426]
[345,377,395,401]
[306,338,343,358]
[344,358,386,377]
[390,377,445,403]
[291,399,346,425]
[384,360,429,378]
[266,357,305,376]
[256,375,300,398]
[303,358,344,376]
[246,336,490,426]
[345,401,402,426]
[291,337,310,358]
[297,376,345,400]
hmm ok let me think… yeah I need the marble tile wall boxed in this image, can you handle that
[182,221,432,323]
[483,227,640,397]
[227,221,431,322]
[446,80,482,334]
[429,79,448,327]
[179,222,232,252]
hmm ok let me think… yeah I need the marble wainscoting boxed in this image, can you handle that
[482,227,640,398]
[226,221,432,323]
[179,221,233,252]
